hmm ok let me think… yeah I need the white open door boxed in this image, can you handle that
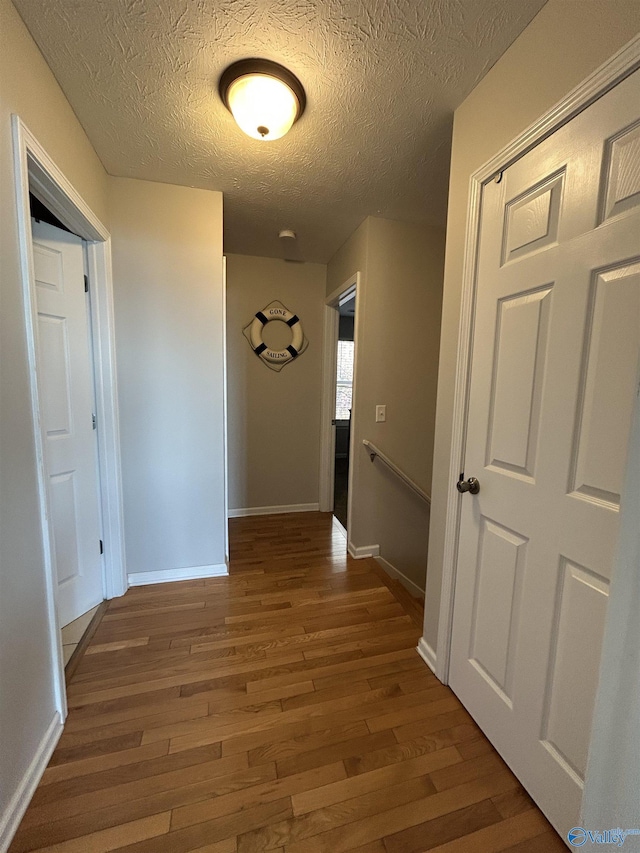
[31,218,104,628]
[450,68,640,837]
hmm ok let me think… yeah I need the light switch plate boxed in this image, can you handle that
[375,405,386,423]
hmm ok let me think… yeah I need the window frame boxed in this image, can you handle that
[335,339,355,420]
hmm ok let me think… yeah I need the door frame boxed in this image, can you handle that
[319,272,361,534]
[12,115,126,717]
[435,35,640,685]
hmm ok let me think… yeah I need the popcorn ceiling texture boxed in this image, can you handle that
[13,0,545,262]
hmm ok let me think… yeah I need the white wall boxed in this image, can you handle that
[423,1,640,652]
[226,254,326,512]
[327,216,445,591]
[0,0,109,840]
[108,177,226,578]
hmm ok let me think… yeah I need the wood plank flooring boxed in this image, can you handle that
[10,513,566,853]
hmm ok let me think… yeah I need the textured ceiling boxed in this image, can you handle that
[13,0,546,263]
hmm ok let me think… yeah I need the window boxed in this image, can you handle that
[335,339,355,420]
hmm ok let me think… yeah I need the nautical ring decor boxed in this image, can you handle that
[242,300,308,372]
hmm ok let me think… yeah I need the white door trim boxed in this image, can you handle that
[12,115,126,717]
[319,273,361,531]
[222,256,229,560]
[435,34,640,685]
[319,308,339,512]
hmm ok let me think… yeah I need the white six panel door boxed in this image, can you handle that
[31,219,104,628]
[450,69,640,837]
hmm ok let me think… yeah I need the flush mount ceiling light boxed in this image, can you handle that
[219,59,306,141]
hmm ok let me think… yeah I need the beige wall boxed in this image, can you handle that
[0,0,109,835]
[328,216,445,591]
[226,254,326,511]
[423,0,640,652]
[327,218,370,298]
[109,177,226,576]
[0,5,228,825]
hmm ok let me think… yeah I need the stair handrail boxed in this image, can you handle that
[362,440,431,505]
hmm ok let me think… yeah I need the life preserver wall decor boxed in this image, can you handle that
[242,300,308,372]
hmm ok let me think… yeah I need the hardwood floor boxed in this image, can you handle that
[10,513,565,853]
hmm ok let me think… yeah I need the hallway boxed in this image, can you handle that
[10,513,564,853]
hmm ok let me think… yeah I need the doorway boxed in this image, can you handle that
[319,273,361,538]
[441,63,639,838]
[13,115,126,716]
[333,293,356,530]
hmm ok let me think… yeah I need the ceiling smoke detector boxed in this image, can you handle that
[219,59,306,142]
[278,228,302,263]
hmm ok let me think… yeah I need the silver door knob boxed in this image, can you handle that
[457,476,480,495]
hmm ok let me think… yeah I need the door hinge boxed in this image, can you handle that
[84,274,89,293]
[99,539,104,555]
[92,413,97,430]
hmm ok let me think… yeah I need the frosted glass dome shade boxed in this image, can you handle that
[220,60,306,142]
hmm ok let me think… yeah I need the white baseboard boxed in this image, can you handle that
[0,712,63,851]
[348,542,380,559]
[228,503,320,518]
[374,555,425,600]
[417,636,437,675]
[128,562,228,587]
